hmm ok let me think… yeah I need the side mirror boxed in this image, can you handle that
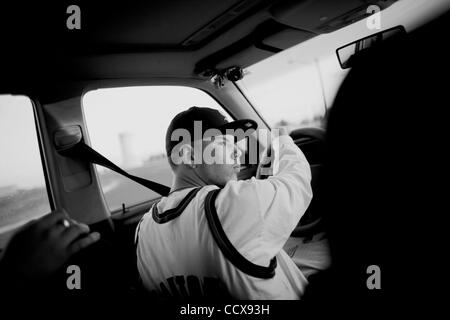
[336,26,406,69]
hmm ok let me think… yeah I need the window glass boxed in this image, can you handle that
[237,51,348,131]
[0,95,51,233]
[83,86,231,212]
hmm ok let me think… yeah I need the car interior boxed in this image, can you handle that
[1,0,449,305]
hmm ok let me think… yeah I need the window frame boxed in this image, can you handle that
[30,97,55,212]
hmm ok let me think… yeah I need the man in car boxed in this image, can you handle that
[135,106,312,299]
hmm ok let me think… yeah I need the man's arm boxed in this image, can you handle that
[217,129,312,265]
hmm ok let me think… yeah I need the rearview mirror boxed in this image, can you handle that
[336,26,406,69]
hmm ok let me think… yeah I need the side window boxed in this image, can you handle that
[0,95,51,233]
[82,86,231,212]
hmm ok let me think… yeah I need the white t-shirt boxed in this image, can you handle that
[136,135,312,299]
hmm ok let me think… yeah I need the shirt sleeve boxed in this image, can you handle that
[215,135,312,266]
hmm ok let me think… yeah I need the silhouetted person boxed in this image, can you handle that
[304,9,449,315]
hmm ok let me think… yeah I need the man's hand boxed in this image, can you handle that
[0,209,100,287]
[256,127,290,178]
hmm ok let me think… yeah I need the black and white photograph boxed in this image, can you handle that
[0,0,448,317]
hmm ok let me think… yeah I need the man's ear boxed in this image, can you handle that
[179,144,196,168]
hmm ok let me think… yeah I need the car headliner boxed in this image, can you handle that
[0,0,398,93]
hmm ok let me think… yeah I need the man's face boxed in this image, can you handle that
[196,135,242,187]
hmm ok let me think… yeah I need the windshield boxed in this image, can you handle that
[236,0,448,130]
[237,52,345,130]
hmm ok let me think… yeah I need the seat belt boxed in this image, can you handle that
[55,126,170,196]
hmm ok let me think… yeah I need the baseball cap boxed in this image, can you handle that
[165,106,257,160]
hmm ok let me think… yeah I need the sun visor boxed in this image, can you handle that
[261,28,315,50]
[198,20,316,73]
